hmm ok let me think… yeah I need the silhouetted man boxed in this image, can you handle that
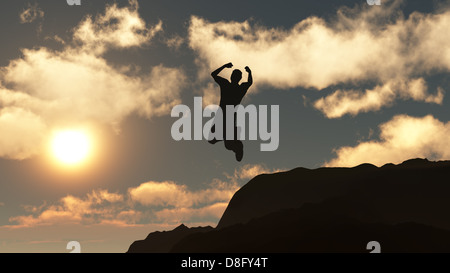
[209,62,253,162]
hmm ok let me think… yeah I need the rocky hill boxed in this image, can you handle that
[128,158,450,253]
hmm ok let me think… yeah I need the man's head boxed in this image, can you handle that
[231,69,242,84]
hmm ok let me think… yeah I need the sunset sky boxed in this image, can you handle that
[1,0,450,252]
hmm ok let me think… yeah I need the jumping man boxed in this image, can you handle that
[209,62,253,162]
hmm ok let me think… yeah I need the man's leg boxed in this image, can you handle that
[234,125,243,161]
[224,125,244,162]
[208,124,222,144]
[224,140,243,162]
[234,140,244,162]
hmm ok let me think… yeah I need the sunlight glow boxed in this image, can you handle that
[51,130,91,165]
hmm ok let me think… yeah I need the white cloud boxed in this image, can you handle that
[0,107,46,160]
[198,82,219,106]
[19,3,44,24]
[8,180,239,228]
[7,181,234,228]
[325,115,450,167]
[7,164,281,228]
[73,0,162,55]
[0,1,185,160]
[188,1,450,117]
[314,78,444,118]
[127,164,283,224]
[9,189,131,227]
[128,180,239,209]
[231,163,286,181]
[129,181,193,208]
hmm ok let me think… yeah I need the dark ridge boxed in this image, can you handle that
[217,158,450,229]
[171,202,450,253]
[127,158,450,253]
[127,224,213,253]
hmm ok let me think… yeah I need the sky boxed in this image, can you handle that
[0,0,450,253]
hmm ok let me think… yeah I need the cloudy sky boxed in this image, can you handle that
[1,0,449,252]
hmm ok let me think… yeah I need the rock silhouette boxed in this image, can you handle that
[127,224,213,253]
[171,204,450,253]
[218,158,450,229]
[128,158,450,253]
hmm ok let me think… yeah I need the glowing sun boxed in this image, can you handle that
[51,130,91,165]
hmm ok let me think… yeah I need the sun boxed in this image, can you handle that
[51,130,91,166]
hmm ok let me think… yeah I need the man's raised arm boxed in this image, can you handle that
[245,66,253,86]
[241,66,253,91]
[211,62,233,83]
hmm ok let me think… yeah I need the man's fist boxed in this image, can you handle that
[224,62,233,68]
[245,66,251,73]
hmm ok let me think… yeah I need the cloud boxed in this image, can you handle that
[8,163,281,228]
[165,35,185,51]
[128,179,247,224]
[128,180,239,209]
[3,163,287,251]
[0,107,46,160]
[127,164,283,223]
[19,3,44,24]
[0,1,185,160]
[129,181,193,208]
[8,180,239,228]
[73,0,162,55]
[231,163,286,181]
[154,203,229,224]
[8,181,236,228]
[325,115,450,167]
[314,78,444,118]
[44,35,66,45]
[9,189,132,227]
[235,164,270,180]
[188,1,450,117]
